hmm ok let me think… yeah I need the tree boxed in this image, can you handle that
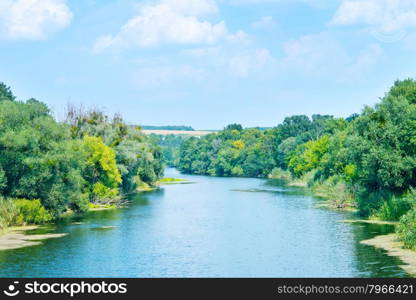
[224,123,243,131]
[388,78,416,104]
[0,100,89,216]
[0,82,15,102]
[82,136,122,201]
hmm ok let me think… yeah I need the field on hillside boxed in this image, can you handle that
[142,129,214,136]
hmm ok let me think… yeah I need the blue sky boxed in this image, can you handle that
[1,0,416,129]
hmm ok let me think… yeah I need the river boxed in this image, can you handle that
[0,169,409,277]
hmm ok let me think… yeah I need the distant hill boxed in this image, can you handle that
[141,125,195,131]
[142,129,213,136]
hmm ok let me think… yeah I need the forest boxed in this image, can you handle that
[176,79,416,250]
[0,83,163,230]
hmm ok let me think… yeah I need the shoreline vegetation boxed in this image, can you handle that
[0,82,164,234]
[268,171,357,211]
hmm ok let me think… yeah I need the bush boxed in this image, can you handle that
[268,168,292,180]
[311,176,354,207]
[13,199,52,225]
[373,195,414,221]
[92,182,119,200]
[397,209,416,250]
[358,189,416,220]
[357,190,391,217]
[0,197,17,230]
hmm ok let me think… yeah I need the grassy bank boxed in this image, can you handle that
[157,177,189,185]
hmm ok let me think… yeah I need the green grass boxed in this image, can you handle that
[88,203,117,209]
[157,178,188,185]
[159,177,186,182]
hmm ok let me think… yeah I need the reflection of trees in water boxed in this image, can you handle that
[351,223,409,278]
[128,188,165,208]
[0,239,48,277]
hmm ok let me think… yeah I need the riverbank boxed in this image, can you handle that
[134,178,190,192]
[361,234,416,276]
[341,219,398,225]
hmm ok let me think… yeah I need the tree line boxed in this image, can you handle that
[0,83,163,229]
[175,79,416,250]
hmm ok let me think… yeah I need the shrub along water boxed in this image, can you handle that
[0,197,17,230]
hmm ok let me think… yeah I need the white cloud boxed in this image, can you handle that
[222,0,329,7]
[0,0,73,40]
[281,32,383,79]
[251,16,277,30]
[160,0,218,16]
[345,43,383,76]
[182,43,274,78]
[331,0,416,37]
[229,48,273,77]
[282,32,348,74]
[93,0,239,52]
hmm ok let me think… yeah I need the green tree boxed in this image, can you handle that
[0,82,15,102]
[82,136,122,201]
[0,100,89,216]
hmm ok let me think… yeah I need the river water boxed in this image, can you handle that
[0,169,409,277]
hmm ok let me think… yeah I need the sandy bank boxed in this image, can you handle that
[341,219,398,225]
[288,180,308,187]
[361,234,416,276]
[89,206,117,211]
[0,226,67,251]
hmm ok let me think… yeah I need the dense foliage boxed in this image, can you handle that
[0,84,163,226]
[149,134,187,167]
[177,116,344,178]
[176,79,416,249]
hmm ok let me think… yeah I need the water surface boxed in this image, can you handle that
[0,169,408,277]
